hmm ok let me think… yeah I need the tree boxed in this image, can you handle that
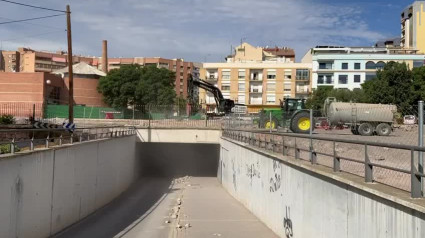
[306,86,366,111]
[305,86,333,110]
[362,62,414,113]
[98,65,176,108]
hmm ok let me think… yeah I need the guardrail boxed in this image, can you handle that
[222,128,425,198]
[0,126,136,156]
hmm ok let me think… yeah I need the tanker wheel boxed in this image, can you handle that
[358,123,373,136]
[262,117,279,130]
[376,123,391,136]
[350,126,359,135]
[290,111,312,134]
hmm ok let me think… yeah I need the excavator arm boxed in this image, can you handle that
[188,79,235,115]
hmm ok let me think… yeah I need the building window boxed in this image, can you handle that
[342,63,348,70]
[318,74,333,84]
[354,75,361,83]
[366,61,376,69]
[354,63,361,70]
[296,69,309,80]
[414,61,425,68]
[284,70,292,80]
[366,73,376,81]
[222,70,231,80]
[284,88,291,92]
[267,82,276,92]
[319,62,333,70]
[376,61,386,70]
[338,75,348,84]
[237,95,245,103]
[238,70,245,79]
[238,83,245,91]
[266,95,276,104]
[221,85,230,91]
[267,70,276,80]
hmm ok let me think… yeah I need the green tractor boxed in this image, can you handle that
[258,98,313,134]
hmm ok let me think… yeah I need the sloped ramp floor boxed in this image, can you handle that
[53,176,278,238]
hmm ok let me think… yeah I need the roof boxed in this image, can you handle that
[54,62,106,76]
[263,47,295,57]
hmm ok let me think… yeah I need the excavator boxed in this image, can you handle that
[188,79,238,116]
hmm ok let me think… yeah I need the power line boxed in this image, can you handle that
[0,16,65,30]
[0,14,65,25]
[0,0,66,13]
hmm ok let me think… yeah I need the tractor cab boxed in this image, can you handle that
[259,98,313,134]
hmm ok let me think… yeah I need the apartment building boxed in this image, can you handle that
[226,42,295,63]
[0,47,96,73]
[303,46,425,90]
[0,50,20,72]
[94,57,196,98]
[200,43,311,112]
[401,1,425,53]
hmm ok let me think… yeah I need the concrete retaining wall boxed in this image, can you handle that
[219,138,425,238]
[137,129,221,143]
[0,136,137,238]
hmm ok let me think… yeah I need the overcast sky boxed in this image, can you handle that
[0,0,415,62]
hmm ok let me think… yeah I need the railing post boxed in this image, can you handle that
[46,134,49,148]
[70,133,73,144]
[282,135,286,156]
[333,141,340,172]
[148,105,151,129]
[205,114,208,128]
[309,109,316,164]
[11,138,15,154]
[59,134,62,146]
[418,100,424,195]
[269,111,272,133]
[30,136,34,151]
[294,137,299,160]
[411,149,422,198]
[365,144,373,183]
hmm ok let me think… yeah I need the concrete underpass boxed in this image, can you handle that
[1,128,425,238]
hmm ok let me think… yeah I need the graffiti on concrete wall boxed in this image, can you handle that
[232,158,237,191]
[269,160,281,192]
[246,160,261,186]
[283,206,293,238]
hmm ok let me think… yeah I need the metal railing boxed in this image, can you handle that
[222,128,425,198]
[0,126,136,156]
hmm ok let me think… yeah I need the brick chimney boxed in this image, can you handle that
[102,40,108,73]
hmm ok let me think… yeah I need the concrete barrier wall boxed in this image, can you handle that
[0,136,137,238]
[219,138,425,238]
[137,129,221,143]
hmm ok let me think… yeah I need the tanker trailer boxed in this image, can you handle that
[325,102,397,136]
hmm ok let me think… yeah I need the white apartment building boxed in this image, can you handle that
[303,46,425,90]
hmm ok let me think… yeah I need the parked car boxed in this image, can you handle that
[403,115,417,125]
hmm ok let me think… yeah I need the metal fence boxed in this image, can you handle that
[0,126,135,156]
[222,128,425,198]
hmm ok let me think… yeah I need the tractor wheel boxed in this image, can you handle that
[376,123,391,136]
[262,117,279,130]
[290,111,312,134]
[358,123,373,136]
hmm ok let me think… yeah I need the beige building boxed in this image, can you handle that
[200,43,311,113]
[401,1,425,53]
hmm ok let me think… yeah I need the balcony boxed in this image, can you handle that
[205,75,218,82]
[296,89,310,94]
[250,77,263,81]
[249,89,262,94]
[296,77,310,82]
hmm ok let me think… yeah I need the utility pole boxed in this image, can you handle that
[66,5,74,123]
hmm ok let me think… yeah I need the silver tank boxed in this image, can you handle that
[327,102,397,125]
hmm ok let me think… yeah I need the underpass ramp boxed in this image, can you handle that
[54,141,277,238]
